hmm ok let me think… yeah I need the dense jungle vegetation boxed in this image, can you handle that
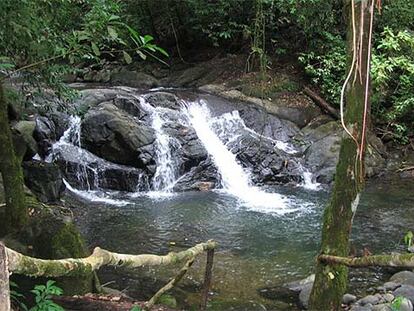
[1,0,413,144]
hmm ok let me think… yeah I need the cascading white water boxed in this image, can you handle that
[49,116,99,190]
[151,112,178,192]
[182,101,294,212]
[136,95,180,194]
[204,108,320,191]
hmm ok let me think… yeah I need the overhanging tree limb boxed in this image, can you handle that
[319,253,414,268]
[6,240,217,277]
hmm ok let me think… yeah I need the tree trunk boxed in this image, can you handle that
[0,242,11,311]
[308,0,374,309]
[0,82,27,235]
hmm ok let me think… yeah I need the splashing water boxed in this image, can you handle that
[182,101,294,213]
[151,111,178,192]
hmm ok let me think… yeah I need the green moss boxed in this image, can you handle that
[50,222,87,259]
[158,294,177,308]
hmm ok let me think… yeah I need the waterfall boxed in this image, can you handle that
[151,111,178,192]
[300,167,321,191]
[182,101,293,212]
[49,116,99,190]
[137,95,179,194]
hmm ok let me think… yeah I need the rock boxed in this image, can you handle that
[303,121,341,183]
[34,116,56,141]
[55,143,148,192]
[285,274,315,292]
[7,201,93,295]
[196,181,214,191]
[74,88,121,113]
[173,159,218,192]
[343,293,357,304]
[383,293,395,303]
[394,297,414,311]
[303,121,386,183]
[12,120,38,160]
[257,286,298,304]
[384,282,400,291]
[358,294,382,306]
[144,92,181,110]
[409,246,414,253]
[33,116,56,158]
[81,103,155,168]
[111,70,159,89]
[350,306,373,311]
[393,285,414,304]
[298,282,313,309]
[372,304,392,311]
[48,112,71,140]
[390,271,414,286]
[22,161,65,203]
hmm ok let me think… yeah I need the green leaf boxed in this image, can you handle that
[137,50,146,60]
[143,35,154,43]
[91,42,100,56]
[130,306,142,311]
[155,46,169,57]
[123,51,132,64]
[107,26,118,40]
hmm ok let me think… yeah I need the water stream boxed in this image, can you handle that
[43,89,411,310]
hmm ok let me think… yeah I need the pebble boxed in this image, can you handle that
[343,293,357,304]
[383,293,394,303]
[358,294,381,306]
[383,281,400,291]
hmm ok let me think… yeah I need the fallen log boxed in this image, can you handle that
[6,240,216,277]
[319,252,414,268]
[0,240,217,310]
[303,86,339,119]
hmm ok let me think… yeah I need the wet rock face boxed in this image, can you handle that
[22,161,65,203]
[81,103,156,168]
[54,144,148,192]
[36,88,386,193]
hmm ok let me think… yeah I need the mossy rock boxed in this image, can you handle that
[158,294,177,308]
[6,200,94,295]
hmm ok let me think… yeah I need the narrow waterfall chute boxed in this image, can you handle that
[182,101,294,213]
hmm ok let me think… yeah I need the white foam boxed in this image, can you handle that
[182,101,293,213]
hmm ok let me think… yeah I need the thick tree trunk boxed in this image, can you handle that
[0,82,27,235]
[308,0,374,310]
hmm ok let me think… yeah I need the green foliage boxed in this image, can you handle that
[9,280,64,311]
[10,281,28,311]
[130,306,142,311]
[299,26,414,144]
[30,280,64,311]
[371,28,414,144]
[391,296,409,311]
[298,33,346,104]
[404,231,413,248]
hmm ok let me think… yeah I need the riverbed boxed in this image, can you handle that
[68,177,413,310]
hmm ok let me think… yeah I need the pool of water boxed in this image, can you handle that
[70,177,413,310]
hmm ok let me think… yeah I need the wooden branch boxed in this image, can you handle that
[319,253,414,268]
[303,86,339,119]
[6,240,217,277]
[145,258,195,310]
[200,249,215,311]
[0,242,11,311]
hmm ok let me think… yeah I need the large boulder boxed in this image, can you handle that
[12,120,38,160]
[54,143,148,192]
[22,161,65,203]
[303,120,386,183]
[111,70,159,89]
[81,103,156,168]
